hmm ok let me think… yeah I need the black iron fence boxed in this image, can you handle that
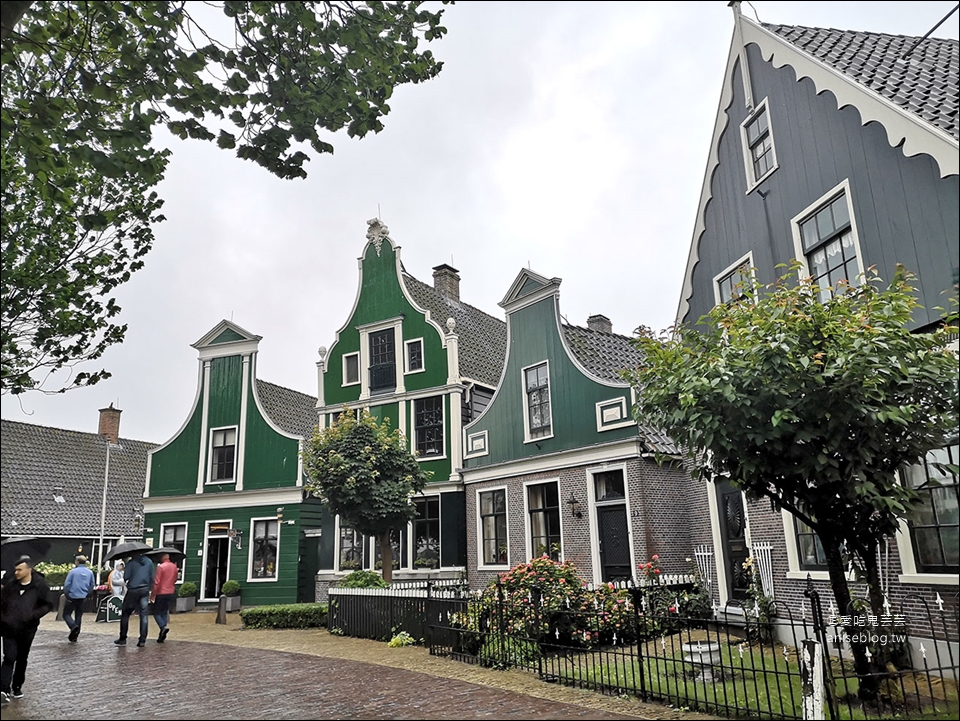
[328,578,958,720]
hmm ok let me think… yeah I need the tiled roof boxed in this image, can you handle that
[402,273,507,388]
[255,379,318,439]
[0,420,156,538]
[763,24,959,141]
[561,324,678,455]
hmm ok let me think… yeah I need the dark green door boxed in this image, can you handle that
[597,505,631,582]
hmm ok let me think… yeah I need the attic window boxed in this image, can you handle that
[740,99,778,190]
[211,427,237,482]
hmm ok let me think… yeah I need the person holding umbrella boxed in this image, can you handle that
[1,556,53,704]
[62,556,95,642]
[114,550,155,648]
[150,552,178,643]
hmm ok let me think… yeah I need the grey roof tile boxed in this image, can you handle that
[763,24,959,140]
[561,324,678,455]
[402,273,507,388]
[255,379,318,439]
[1,420,156,538]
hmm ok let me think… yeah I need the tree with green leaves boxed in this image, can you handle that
[623,263,957,694]
[2,1,449,394]
[302,408,430,584]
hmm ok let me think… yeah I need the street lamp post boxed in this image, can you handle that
[96,441,120,585]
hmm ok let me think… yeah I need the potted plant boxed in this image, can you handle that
[221,579,241,612]
[176,581,198,613]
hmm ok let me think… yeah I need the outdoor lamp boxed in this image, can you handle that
[276,506,284,522]
[566,492,583,519]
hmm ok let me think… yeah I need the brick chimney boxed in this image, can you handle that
[432,264,460,302]
[586,314,612,334]
[98,403,122,444]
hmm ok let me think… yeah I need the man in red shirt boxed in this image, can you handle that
[149,554,178,644]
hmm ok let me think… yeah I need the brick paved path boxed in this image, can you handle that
[0,629,643,720]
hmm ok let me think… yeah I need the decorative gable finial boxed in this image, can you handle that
[366,218,390,256]
[446,317,456,334]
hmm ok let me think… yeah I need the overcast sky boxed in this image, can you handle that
[3,1,958,444]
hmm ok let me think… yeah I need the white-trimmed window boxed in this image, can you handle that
[741,99,777,188]
[465,430,489,458]
[343,353,360,386]
[405,338,424,374]
[713,252,754,306]
[527,481,561,561]
[794,518,828,571]
[414,396,444,457]
[369,327,396,393]
[413,496,440,570]
[161,523,187,583]
[338,525,364,571]
[479,488,508,566]
[251,518,279,580]
[523,361,552,441]
[792,181,863,302]
[210,427,237,482]
[902,441,959,575]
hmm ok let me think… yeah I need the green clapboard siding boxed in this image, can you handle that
[243,382,300,489]
[149,396,203,496]
[207,355,243,430]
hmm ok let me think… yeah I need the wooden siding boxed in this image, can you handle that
[243,381,300,489]
[465,296,635,467]
[149,393,203,497]
[685,46,959,327]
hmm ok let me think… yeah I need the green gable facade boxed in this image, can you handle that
[143,320,320,606]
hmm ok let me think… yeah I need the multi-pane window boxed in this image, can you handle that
[525,363,551,438]
[415,396,444,457]
[252,519,279,578]
[795,518,828,570]
[717,262,751,305]
[414,496,440,569]
[406,339,423,373]
[339,526,364,571]
[594,470,625,502]
[799,193,859,302]
[903,442,959,574]
[374,529,402,570]
[211,428,236,481]
[162,523,186,582]
[744,105,774,182]
[480,489,508,565]
[369,328,396,392]
[343,353,360,385]
[528,482,561,560]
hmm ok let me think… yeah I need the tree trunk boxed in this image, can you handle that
[1,0,35,40]
[379,531,393,585]
[823,533,878,701]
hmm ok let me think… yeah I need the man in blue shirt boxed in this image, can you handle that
[62,556,95,642]
[115,552,155,648]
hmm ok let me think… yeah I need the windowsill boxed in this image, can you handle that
[205,480,236,486]
[478,564,510,571]
[417,454,447,463]
[745,165,778,195]
[523,433,554,444]
[247,577,278,583]
[897,573,960,586]
[405,368,426,375]
[341,381,360,388]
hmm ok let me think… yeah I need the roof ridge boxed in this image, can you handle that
[0,417,159,446]
[255,377,317,402]
[402,271,505,326]
[761,22,957,43]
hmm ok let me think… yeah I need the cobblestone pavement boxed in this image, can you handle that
[0,612,720,720]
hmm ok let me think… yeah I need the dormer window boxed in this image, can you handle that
[741,99,778,189]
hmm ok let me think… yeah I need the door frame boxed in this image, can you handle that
[586,462,635,585]
[201,519,232,602]
[709,479,752,606]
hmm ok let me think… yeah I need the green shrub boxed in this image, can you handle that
[479,636,541,669]
[387,630,416,647]
[34,561,107,587]
[178,581,198,598]
[337,570,388,589]
[240,603,328,629]
[221,579,241,596]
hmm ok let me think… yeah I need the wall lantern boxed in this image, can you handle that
[566,492,583,519]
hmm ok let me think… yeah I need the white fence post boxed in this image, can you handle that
[800,638,824,720]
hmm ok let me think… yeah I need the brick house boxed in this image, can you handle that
[460,268,693,589]
[674,2,958,631]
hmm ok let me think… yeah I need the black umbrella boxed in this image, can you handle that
[1,536,52,576]
[145,546,186,564]
[105,541,153,562]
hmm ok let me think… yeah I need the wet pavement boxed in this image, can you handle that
[1,627,645,720]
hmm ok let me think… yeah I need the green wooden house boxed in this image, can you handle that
[461,268,692,588]
[312,219,506,594]
[142,320,320,606]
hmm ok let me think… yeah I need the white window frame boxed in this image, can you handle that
[595,397,633,432]
[521,360,553,443]
[523,478,563,562]
[404,338,425,375]
[740,98,778,192]
[334,515,365,573]
[410,494,442,571]
[412,395,446,460]
[790,179,864,294]
[712,251,755,307]
[781,510,854,582]
[477,486,510,570]
[208,426,238,485]
[357,317,405,400]
[465,430,489,459]
[248,516,281,583]
[159,522,188,583]
[342,352,360,387]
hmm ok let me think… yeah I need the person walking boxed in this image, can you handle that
[115,552,154,648]
[108,560,126,598]
[1,556,53,705]
[62,556,95,642]
[150,553,178,643]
